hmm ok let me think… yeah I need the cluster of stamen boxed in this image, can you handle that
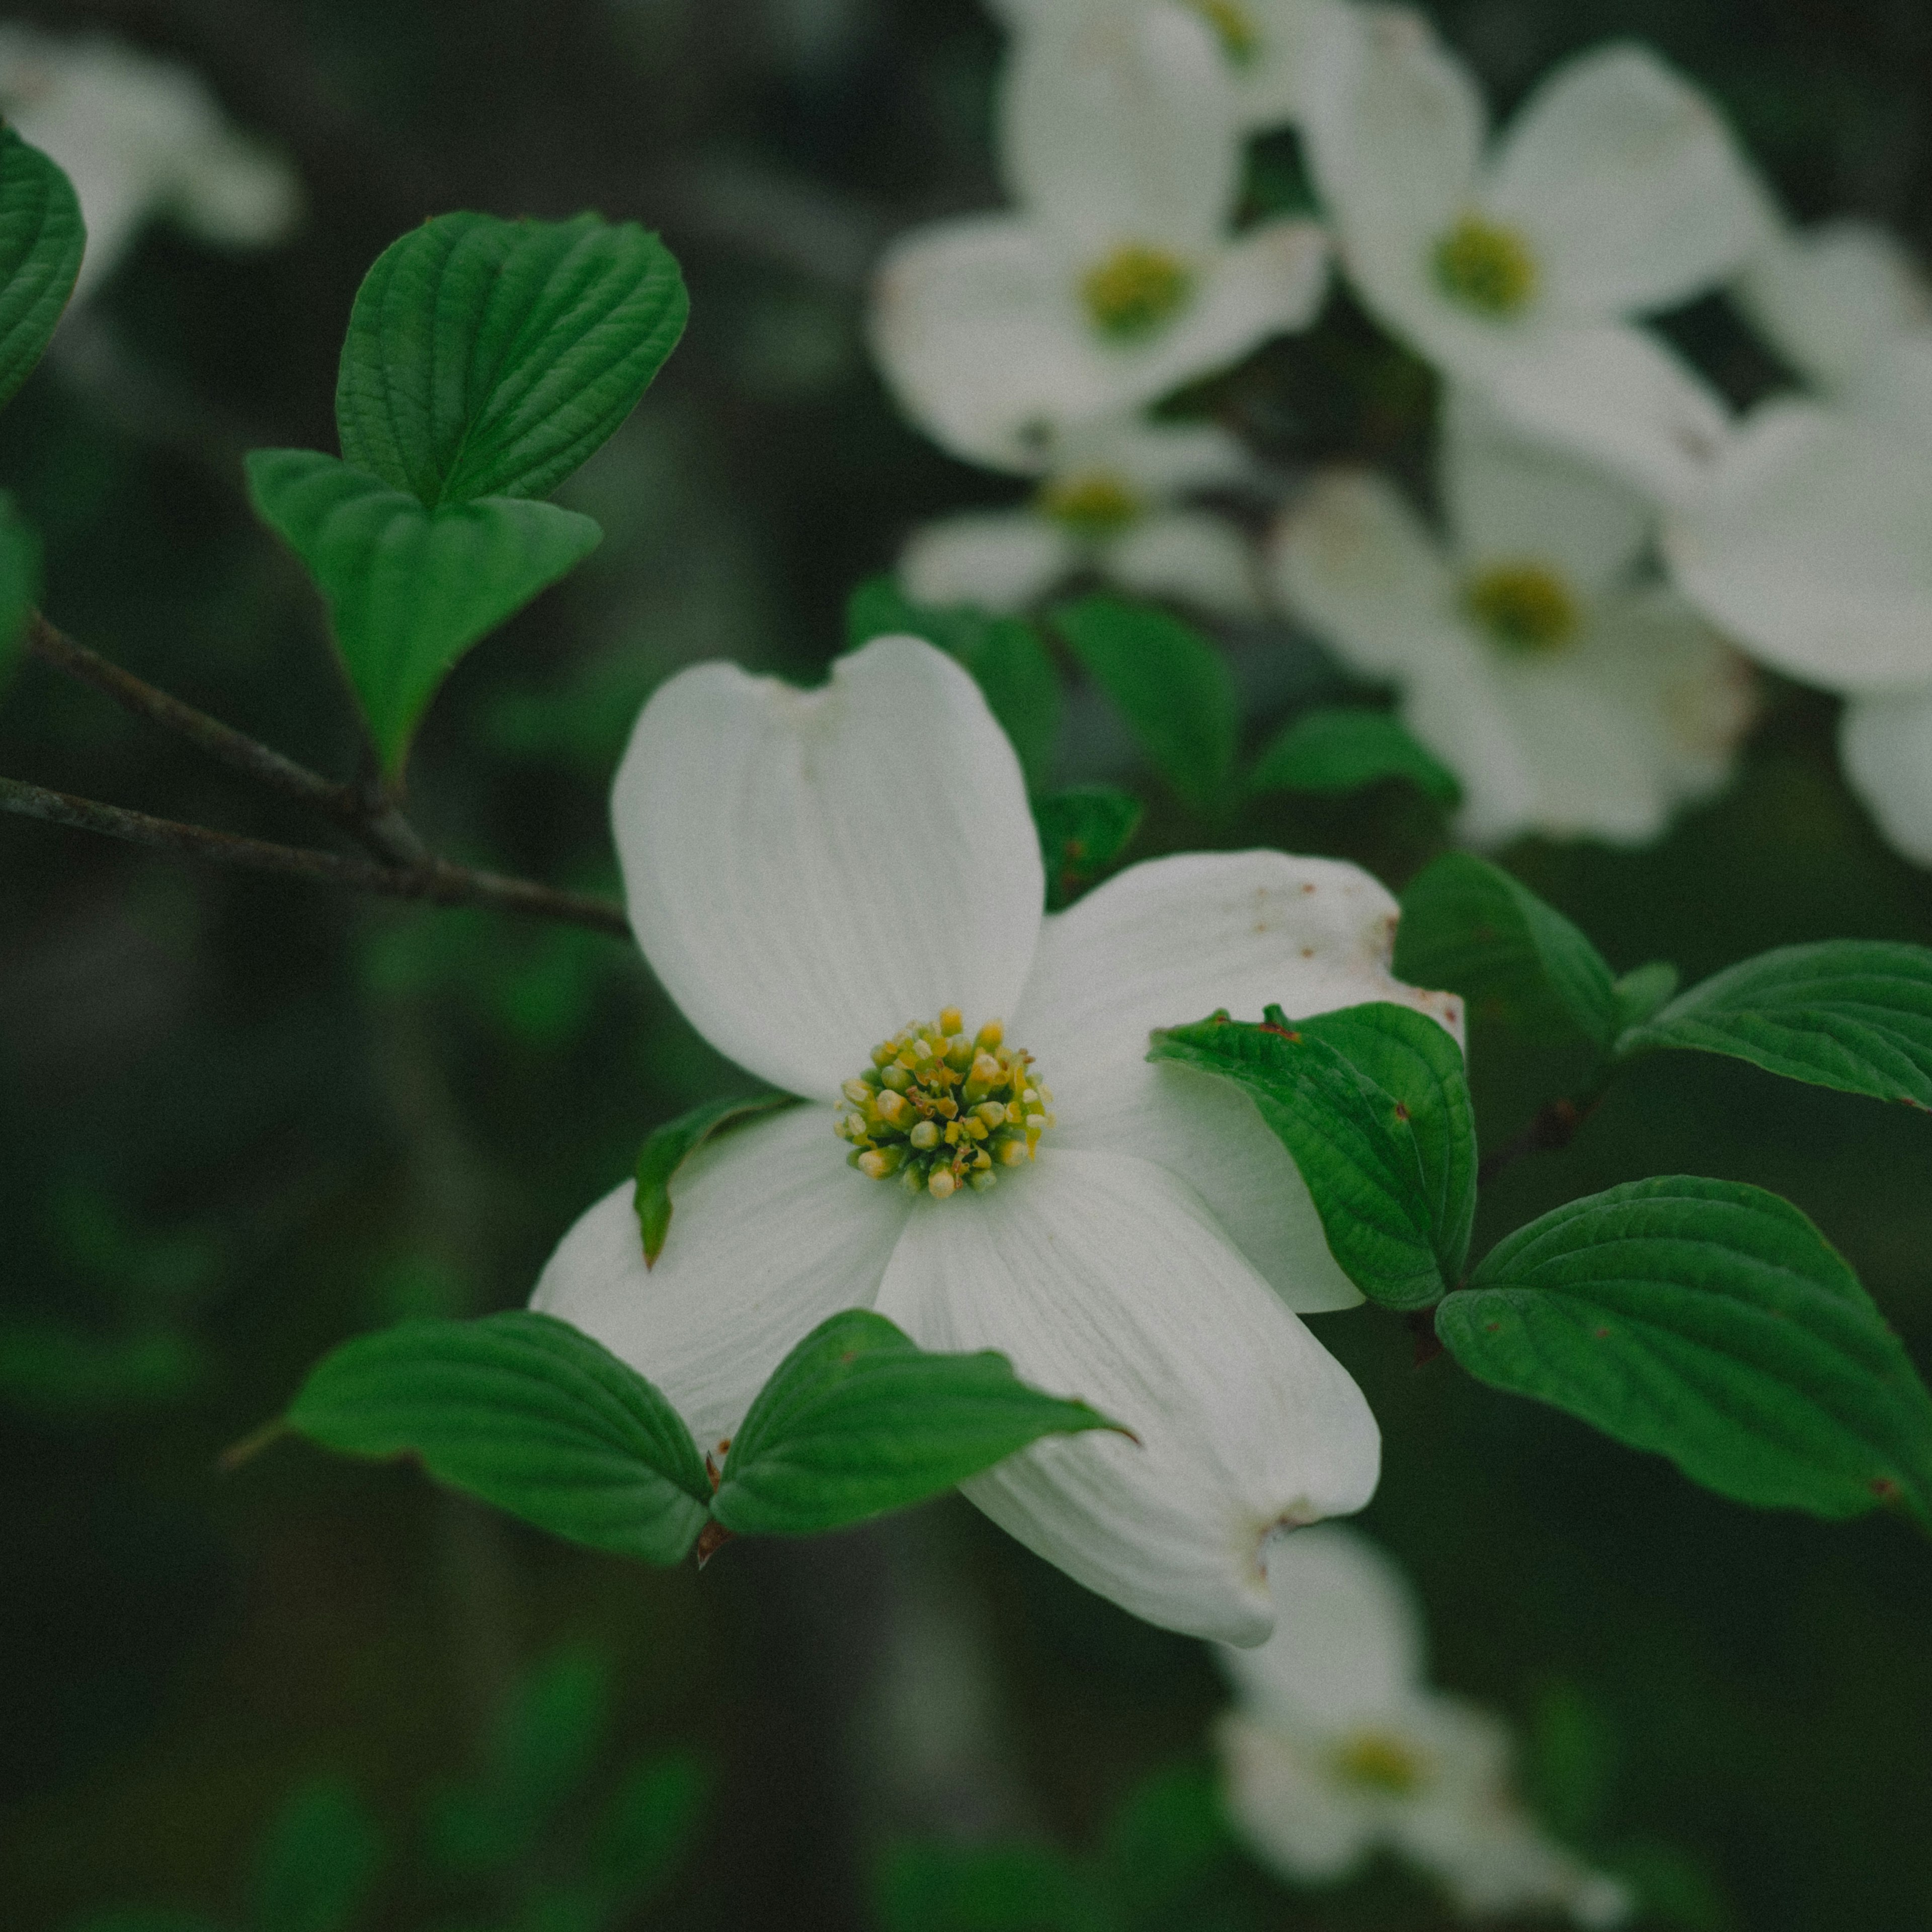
[1080,244,1194,341]
[1332,1730,1427,1796]
[1186,0,1260,64]
[836,1008,1054,1200]
[1036,470,1145,538]
[1463,560,1578,653]
[1432,213,1539,316]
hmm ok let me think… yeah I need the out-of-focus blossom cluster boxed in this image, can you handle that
[868,0,1932,862]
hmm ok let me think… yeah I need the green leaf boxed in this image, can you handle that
[0,127,83,411]
[1050,594,1238,821]
[1101,1763,1232,1920]
[67,1915,224,1932]
[250,1778,383,1932]
[336,212,688,508]
[709,1309,1124,1538]
[593,1751,709,1898]
[1035,784,1143,911]
[0,491,39,685]
[874,1841,1102,1932]
[0,1322,204,1417]
[284,1311,711,1562]
[1614,941,1932,1107]
[1394,851,1618,1050]
[247,448,601,775]
[634,1093,793,1267]
[1611,960,1679,1034]
[1149,1002,1475,1310]
[846,575,1062,791]
[1248,707,1459,806]
[1436,1176,1932,1528]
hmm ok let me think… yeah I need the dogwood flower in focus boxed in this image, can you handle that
[869,0,1327,472]
[531,635,1462,1644]
[0,26,299,299]
[1665,200,1932,862]
[1272,393,1753,846]
[1299,12,1765,502]
[899,415,1262,615]
[1217,1526,1633,1925]
[988,0,1346,130]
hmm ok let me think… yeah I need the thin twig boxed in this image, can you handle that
[24,612,424,866]
[0,776,632,937]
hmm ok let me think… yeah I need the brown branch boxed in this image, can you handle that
[0,776,631,938]
[24,612,423,866]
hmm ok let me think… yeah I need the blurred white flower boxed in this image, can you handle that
[0,27,300,299]
[1217,1525,1634,1925]
[532,634,1464,1644]
[989,0,1345,130]
[869,0,1327,472]
[1272,393,1753,846]
[899,415,1262,614]
[1299,11,1766,502]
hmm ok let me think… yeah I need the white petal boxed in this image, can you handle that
[1665,395,1932,690]
[1105,508,1261,614]
[1001,0,1238,258]
[1216,1712,1378,1881]
[613,636,1043,1098]
[1301,6,1484,296]
[530,1105,910,1456]
[1480,42,1767,318]
[169,130,300,246]
[1737,217,1932,393]
[1471,320,1732,508]
[899,511,1078,612]
[1011,849,1464,1314]
[1269,468,1457,677]
[1401,649,1543,848]
[1841,691,1932,868]
[1226,0,1342,130]
[875,1147,1383,1644]
[1059,414,1258,495]
[1222,1524,1427,1729]
[1440,386,1651,595]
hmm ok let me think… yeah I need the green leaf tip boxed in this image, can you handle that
[710,1308,1128,1539]
[0,126,84,412]
[247,448,601,776]
[1437,1175,1932,1531]
[337,210,689,509]
[1148,1001,1475,1310]
[1250,706,1461,806]
[633,1092,794,1267]
[1034,784,1143,910]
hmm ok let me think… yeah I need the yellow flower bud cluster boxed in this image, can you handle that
[835,1007,1056,1200]
[1080,243,1194,341]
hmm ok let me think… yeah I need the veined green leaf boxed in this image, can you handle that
[1249,706,1460,806]
[247,448,600,775]
[1149,1002,1475,1310]
[1437,1176,1932,1528]
[285,1311,711,1563]
[0,127,83,410]
[1034,784,1143,911]
[337,211,687,507]
[1394,851,1619,1049]
[634,1092,793,1267]
[709,1309,1124,1537]
[1050,594,1238,821]
[1615,940,1932,1107]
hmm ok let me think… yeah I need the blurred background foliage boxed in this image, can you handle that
[2,0,1930,1927]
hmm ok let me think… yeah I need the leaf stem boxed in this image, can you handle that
[0,774,631,936]
[1477,1066,1617,1188]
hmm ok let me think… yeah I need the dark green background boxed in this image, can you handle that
[3,1,1929,1926]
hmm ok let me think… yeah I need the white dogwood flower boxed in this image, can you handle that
[0,25,299,299]
[1299,12,1766,502]
[989,0,1345,130]
[532,635,1462,1644]
[869,0,1327,472]
[899,416,1261,615]
[1217,1526,1633,1925]
[1272,393,1753,846]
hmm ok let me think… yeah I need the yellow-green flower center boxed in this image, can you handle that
[1332,1730,1427,1796]
[1036,470,1145,538]
[1433,214,1539,316]
[836,1008,1055,1200]
[1463,561,1579,653]
[1185,0,1260,65]
[1081,245,1194,342]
